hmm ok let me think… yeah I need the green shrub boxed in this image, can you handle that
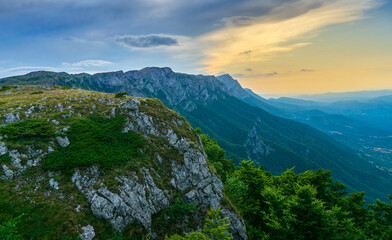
[30,91,44,95]
[0,214,24,240]
[0,86,16,92]
[61,86,71,90]
[0,119,55,140]
[42,115,145,170]
[168,200,198,220]
[115,92,128,98]
[0,155,11,164]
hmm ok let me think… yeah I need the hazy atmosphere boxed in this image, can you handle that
[1,0,391,94]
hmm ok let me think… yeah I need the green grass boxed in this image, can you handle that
[0,170,120,240]
[42,115,145,170]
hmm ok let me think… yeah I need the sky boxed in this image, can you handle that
[0,0,391,95]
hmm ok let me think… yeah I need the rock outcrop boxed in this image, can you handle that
[0,85,247,239]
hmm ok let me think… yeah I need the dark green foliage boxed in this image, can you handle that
[0,86,16,92]
[203,207,231,240]
[0,215,24,240]
[42,115,145,170]
[200,134,235,183]
[115,92,128,98]
[168,200,198,220]
[0,119,55,140]
[30,91,44,95]
[225,160,392,240]
[0,155,11,164]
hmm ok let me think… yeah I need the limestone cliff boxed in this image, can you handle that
[0,85,247,239]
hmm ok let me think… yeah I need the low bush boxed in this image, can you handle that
[0,214,24,240]
[115,92,128,98]
[168,200,198,220]
[43,115,145,170]
[0,86,16,92]
[0,119,55,140]
[30,91,44,95]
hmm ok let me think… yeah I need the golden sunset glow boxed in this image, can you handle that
[194,0,391,94]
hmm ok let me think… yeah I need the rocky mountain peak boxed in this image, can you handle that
[216,74,251,99]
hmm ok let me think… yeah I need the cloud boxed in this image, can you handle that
[232,71,278,78]
[116,34,180,48]
[240,50,252,55]
[198,0,379,74]
[63,60,113,67]
[260,72,278,77]
[0,66,57,78]
[0,66,55,73]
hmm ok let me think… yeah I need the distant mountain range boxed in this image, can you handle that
[294,89,392,102]
[260,93,392,174]
[1,68,391,201]
[270,95,392,132]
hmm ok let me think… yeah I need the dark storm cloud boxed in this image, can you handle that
[0,0,306,39]
[116,35,178,48]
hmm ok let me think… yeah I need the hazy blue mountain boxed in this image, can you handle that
[269,95,392,132]
[296,89,392,102]
[245,90,392,174]
[1,68,392,201]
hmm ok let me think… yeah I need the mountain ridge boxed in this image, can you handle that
[1,68,391,201]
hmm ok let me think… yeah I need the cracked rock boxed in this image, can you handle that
[56,136,70,147]
[80,225,95,240]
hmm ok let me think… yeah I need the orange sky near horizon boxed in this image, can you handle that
[196,0,392,95]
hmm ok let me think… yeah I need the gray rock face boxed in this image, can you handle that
[5,112,20,123]
[1,144,48,179]
[1,165,13,179]
[69,101,247,239]
[72,167,170,231]
[216,74,250,100]
[80,225,95,240]
[49,178,59,190]
[244,126,274,165]
[0,142,7,156]
[56,136,70,147]
[221,208,248,240]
